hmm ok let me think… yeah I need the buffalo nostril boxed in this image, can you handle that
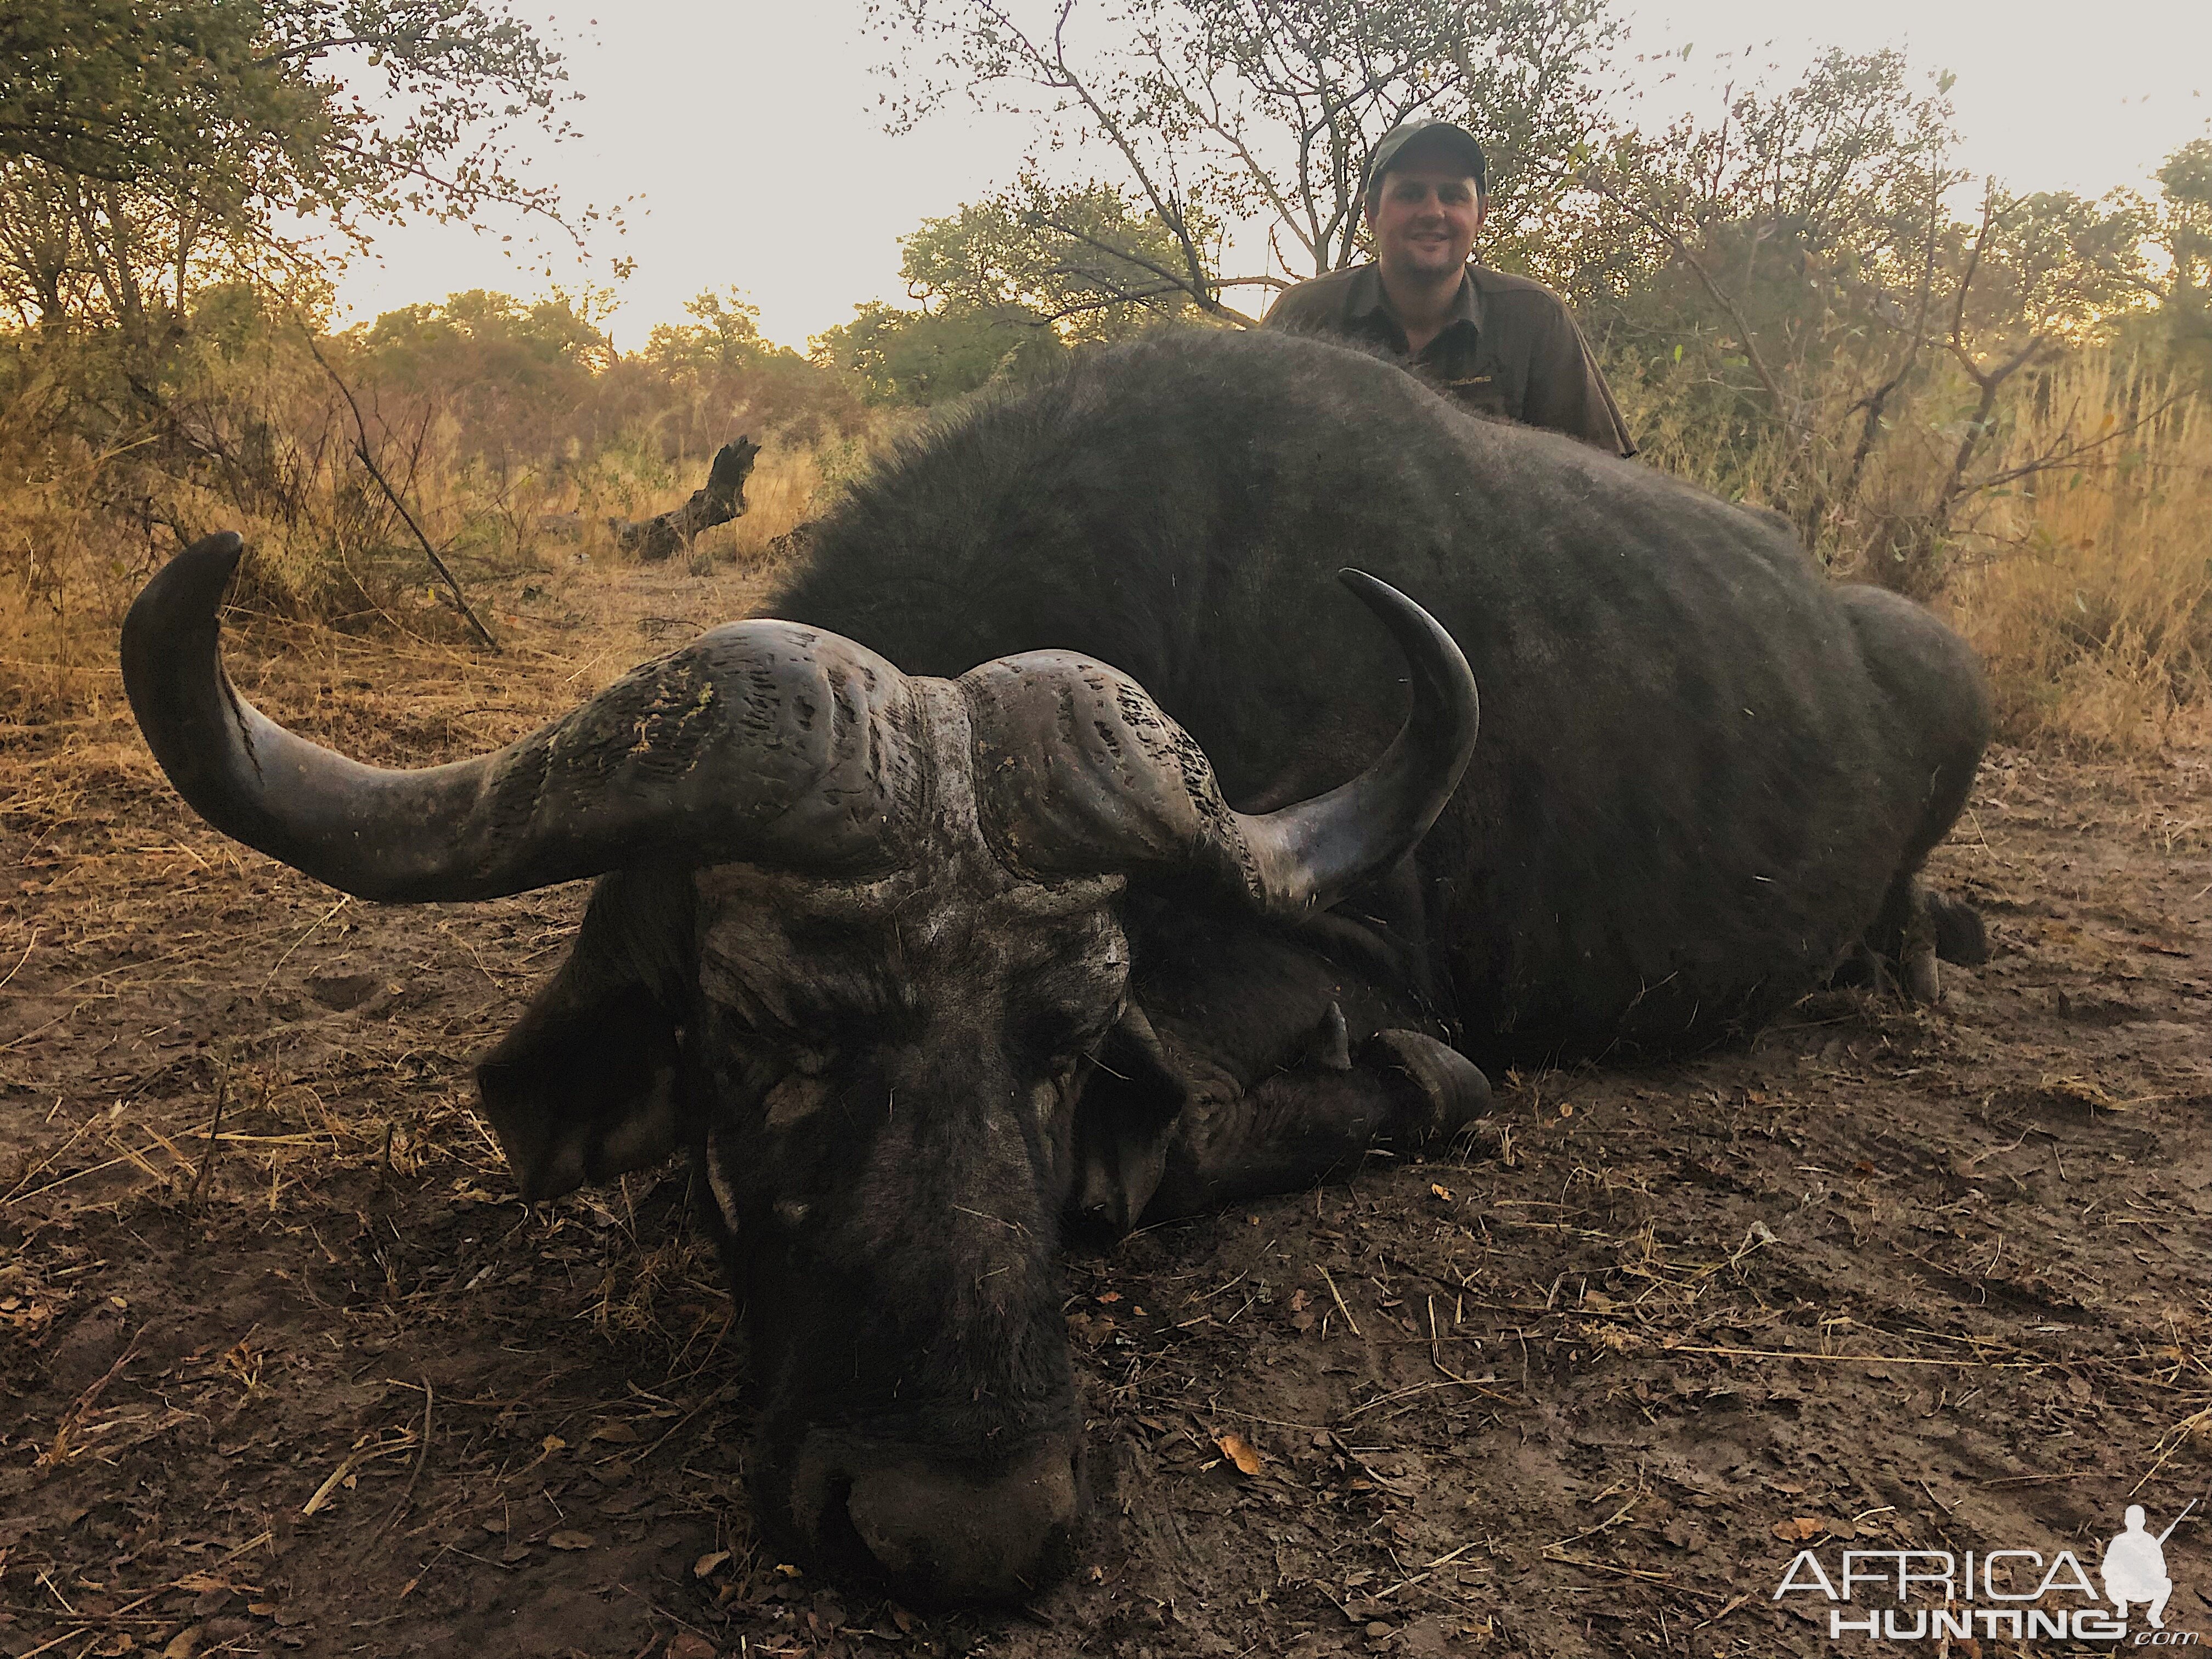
[782,1444,875,1578]
[844,1442,1079,1605]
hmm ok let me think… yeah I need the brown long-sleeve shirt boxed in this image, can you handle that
[1261,262,1636,458]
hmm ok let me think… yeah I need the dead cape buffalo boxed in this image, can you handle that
[121,328,1990,1605]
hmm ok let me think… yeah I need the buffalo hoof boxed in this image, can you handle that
[1367,1029,1489,1143]
[1929,889,1989,966]
[790,1437,1079,1606]
[1899,882,1946,1004]
[1904,943,1942,1005]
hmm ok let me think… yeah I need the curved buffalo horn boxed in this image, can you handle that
[961,569,1477,915]
[121,533,926,900]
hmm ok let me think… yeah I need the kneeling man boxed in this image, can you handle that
[1263,118,1635,458]
[2102,1505,2175,1629]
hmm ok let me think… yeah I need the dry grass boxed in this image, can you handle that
[717,431,866,562]
[584,423,882,571]
[0,314,890,729]
[1945,358,2212,750]
[0,383,150,721]
[0,420,864,729]
[1614,347,2211,753]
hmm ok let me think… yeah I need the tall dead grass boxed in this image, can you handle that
[1945,358,2211,750]
[0,373,150,721]
[720,435,868,561]
[1616,347,2211,752]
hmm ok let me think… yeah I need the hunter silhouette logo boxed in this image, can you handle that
[2104,1502,2193,1630]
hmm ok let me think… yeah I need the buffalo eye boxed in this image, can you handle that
[1028,1058,1085,1122]
[763,1073,831,1127]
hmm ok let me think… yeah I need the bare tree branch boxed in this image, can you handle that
[301,330,499,651]
[1578,159,1806,442]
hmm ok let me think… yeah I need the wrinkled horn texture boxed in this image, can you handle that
[124,538,1471,913]
[121,532,927,900]
[962,652,1262,891]
[961,571,1478,914]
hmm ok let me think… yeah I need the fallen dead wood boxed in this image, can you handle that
[612,438,761,562]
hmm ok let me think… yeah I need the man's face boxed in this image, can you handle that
[1367,162,1484,283]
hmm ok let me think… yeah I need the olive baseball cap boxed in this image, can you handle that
[1363,119,1488,198]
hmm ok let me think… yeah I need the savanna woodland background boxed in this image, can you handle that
[3,3,2211,1658]
[6,0,2211,742]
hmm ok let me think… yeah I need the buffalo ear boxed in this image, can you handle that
[477,986,684,1201]
[476,869,695,1203]
[1069,1000,1189,1238]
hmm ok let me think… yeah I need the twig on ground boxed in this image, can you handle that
[0,1155,133,1209]
[0,926,35,992]
[264,895,352,988]
[376,1374,436,1539]
[1542,1493,1642,1557]
[1335,1375,1505,1424]
[191,1075,228,1206]
[2131,1407,2212,1496]
[1545,1554,1723,1604]
[1372,1537,1488,1600]
[1695,1592,1757,1628]
[1318,1266,1361,1337]
[1660,1342,2033,1368]
[302,1438,414,1516]
[37,1329,148,1470]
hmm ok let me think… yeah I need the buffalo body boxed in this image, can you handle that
[122,327,1988,1604]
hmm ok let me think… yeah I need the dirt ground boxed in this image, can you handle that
[4,553,2210,1659]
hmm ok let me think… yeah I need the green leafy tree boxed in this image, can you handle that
[900,178,1212,337]
[0,0,572,214]
[635,289,868,445]
[811,300,1067,406]
[323,289,610,479]
[360,290,611,397]
[811,181,1197,406]
[2162,142,2212,299]
[1563,50,1963,444]
[0,0,579,339]
[1559,48,2165,585]
[3,0,325,187]
[2143,140,2212,376]
[641,290,785,379]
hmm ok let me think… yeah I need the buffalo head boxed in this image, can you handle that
[122,532,1477,1603]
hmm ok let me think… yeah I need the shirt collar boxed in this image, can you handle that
[1345,263,1485,345]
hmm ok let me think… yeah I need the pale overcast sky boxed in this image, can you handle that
[326,0,2212,352]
